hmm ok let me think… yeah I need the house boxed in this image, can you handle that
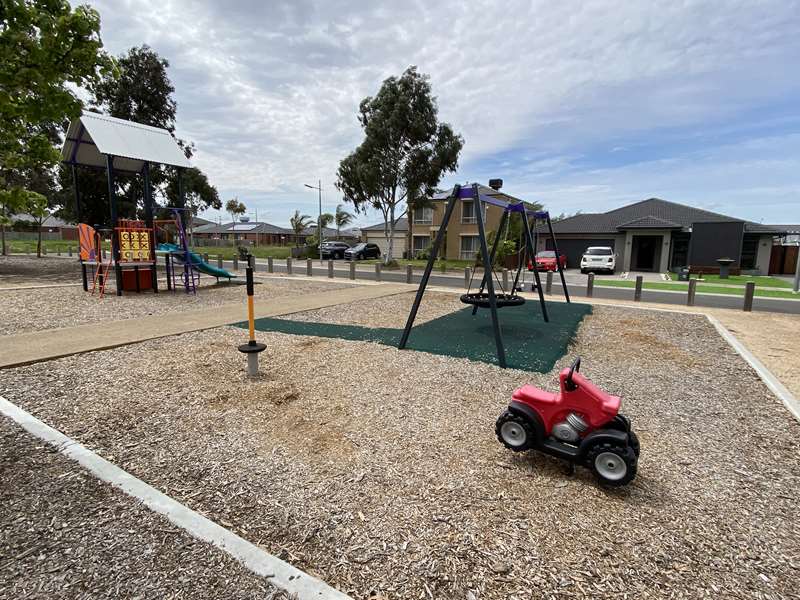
[545,198,791,275]
[11,213,79,240]
[767,225,800,275]
[192,221,298,245]
[408,184,526,260]
[362,218,408,257]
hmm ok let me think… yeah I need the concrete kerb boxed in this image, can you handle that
[0,396,352,600]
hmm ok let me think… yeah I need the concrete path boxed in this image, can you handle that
[0,283,410,369]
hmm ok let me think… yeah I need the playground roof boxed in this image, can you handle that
[61,112,191,173]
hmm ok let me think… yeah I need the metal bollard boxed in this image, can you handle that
[42,246,47,255]
[233,255,238,271]
[267,257,273,273]
[328,260,334,278]
[687,279,697,306]
[546,272,553,294]
[350,261,356,280]
[203,253,209,263]
[587,273,594,297]
[634,275,643,301]
[286,257,292,275]
[440,260,446,273]
[375,262,382,281]
[57,249,61,256]
[307,258,313,276]
[406,264,413,284]
[217,255,223,268]
[68,246,73,257]
[501,268,508,290]
[465,267,471,289]
[743,282,755,312]
[248,254,255,270]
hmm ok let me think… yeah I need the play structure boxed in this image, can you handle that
[496,357,640,486]
[400,180,570,368]
[62,112,234,297]
[237,260,267,376]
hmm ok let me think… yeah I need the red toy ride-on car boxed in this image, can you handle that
[496,357,640,486]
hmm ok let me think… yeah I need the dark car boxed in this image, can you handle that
[320,241,350,259]
[344,242,381,260]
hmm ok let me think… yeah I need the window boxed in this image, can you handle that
[413,206,433,224]
[462,200,476,224]
[460,235,480,260]
[412,235,429,256]
[461,200,486,224]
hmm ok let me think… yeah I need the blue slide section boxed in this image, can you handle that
[157,243,236,279]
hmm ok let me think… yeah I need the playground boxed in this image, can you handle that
[1,274,799,598]
[1,115,798,598]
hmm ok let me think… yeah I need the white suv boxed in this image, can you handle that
[580,246,616,274]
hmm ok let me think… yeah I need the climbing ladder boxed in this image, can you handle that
[91,252,114,298]
[171,208,200,294]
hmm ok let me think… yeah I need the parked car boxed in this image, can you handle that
[320,241,351,259]
[344,242,381,260]
[533,250,567,271]
[580,246,616,274]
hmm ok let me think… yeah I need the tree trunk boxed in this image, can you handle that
[385,206,395,265]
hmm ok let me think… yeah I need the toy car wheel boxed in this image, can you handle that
[587,442,637,486]
[629,431,640,457]
[495,411,534,451]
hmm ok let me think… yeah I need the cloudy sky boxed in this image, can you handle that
[86,0,800,228]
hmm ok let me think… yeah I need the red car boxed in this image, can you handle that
[531,250,567,271]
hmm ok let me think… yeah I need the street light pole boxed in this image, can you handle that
[305,181,323,264]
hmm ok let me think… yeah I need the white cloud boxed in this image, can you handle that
[86,0,800,226]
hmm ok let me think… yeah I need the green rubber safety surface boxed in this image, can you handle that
[238,301,592,372]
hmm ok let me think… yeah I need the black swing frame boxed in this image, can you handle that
[398,182,570,369]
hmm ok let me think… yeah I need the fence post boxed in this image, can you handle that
[307,258,313,276]
[233,255,238,271]
[743,282,755,312]
[42,245,47,256]
[587,273,594,297]
[440,259,446,273]
[464,267,471,289]
[687,279,697,306]
[328,260,334,278]
[375,262,382,281]
[406,264,413,284]
[57,248,61,256]
[286,257,292,275]
[546,271,553,294]
[203,253,209,263]
[248,254,255,270]
[217,255,223,269]
[501,268,508,290]
[634,275,643,301]
[68,246,73,257]
[349,261,356,280]
[267,257,273,273]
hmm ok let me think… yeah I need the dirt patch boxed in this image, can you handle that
[2,304,798,599]
[0,418,286,599]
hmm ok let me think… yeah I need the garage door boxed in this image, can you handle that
[545,238,616,269]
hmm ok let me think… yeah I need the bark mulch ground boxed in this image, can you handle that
[2,297,798,599]
[0,418,289,599]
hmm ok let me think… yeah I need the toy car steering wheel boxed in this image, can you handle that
[565,356,581,391]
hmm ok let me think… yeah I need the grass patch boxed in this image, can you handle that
[595,279,799,299]
[686,274,793,288]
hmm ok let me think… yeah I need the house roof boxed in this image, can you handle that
[431,183,527,206]
[550,198,788,235]
[61,112,191,173]
[11,213,77,228]
[193,221,293,235]
[361,218,409,232]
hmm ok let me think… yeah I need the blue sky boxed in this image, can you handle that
[86,0,800,228]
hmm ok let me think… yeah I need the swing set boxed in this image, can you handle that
[399,180,570,369]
